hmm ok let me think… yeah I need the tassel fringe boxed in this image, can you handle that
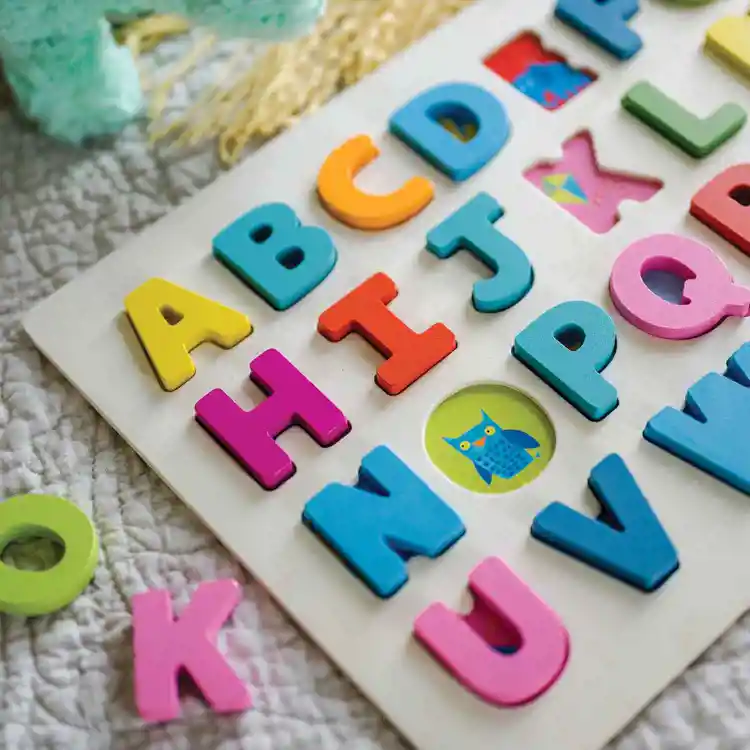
[120,0,476,165]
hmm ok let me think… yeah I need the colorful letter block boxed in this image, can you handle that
[125,278,252,392]
[414,557,570,706]
[318,273,457,395]
[622,81,746,158]
[389,82,510,181]
[132,579,251,722]
[303,446,465,598]
[532,454,679,591]
[644,343,750,495]
[213,202,337,310]
[555,0,642,60]
[706,15,750,79]
[317,134,434,229]
[195,349,350,490]
[513,301,618,421]
[609,233,750,339]
[0,494,98,617]
[691,165,750,256]
[426,192,534,313]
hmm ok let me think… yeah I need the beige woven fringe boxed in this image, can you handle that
[121,0,476,165]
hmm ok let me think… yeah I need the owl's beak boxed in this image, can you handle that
[473,437,486,447]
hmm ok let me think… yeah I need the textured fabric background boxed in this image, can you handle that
[3,35,750,750]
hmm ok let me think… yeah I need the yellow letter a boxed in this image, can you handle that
[125,278,252,391]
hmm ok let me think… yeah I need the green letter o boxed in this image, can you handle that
[0,494,98,616]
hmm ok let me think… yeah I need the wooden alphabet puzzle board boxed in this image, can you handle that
[23,1,750,748]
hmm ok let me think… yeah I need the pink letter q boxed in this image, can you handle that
[609,233,750,340]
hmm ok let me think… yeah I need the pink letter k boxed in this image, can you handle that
[132,579,252,722]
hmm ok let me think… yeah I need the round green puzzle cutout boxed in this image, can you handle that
[425,382,556,495]
[0,494,99,617]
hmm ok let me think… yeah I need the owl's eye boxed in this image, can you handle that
[459,441,470,451]
[484,426,496,436]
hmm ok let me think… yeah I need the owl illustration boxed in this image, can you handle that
[443,410,540,485]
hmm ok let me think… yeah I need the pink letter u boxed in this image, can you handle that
[414,557,569,706]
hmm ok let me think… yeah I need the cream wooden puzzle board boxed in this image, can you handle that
[22,1,750,749]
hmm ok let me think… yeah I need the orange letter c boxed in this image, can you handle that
[317,135,434,230]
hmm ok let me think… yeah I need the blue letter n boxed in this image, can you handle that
[302,446,466,598]
[644,342,750,495]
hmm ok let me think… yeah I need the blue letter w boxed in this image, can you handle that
[644,342,750,494]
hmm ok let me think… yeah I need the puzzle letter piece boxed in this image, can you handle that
[555,0,642,60]
[132,579,251,722]
[414,557,569,706]
[213,202,337,310]
[513,301,618,421]
[318,273,457,395]
[532,454,679,591]
[317,135,434,229]
[705,16,750,80]
[195,349,350,490]
[125,278,252,392]
[644,343,750,495]
[389,82,510,182]
[609,234,750,339]
[303,446,465,598]
[691,165,750,256]
[622,81,746,158]
[0,494,98,616]
[426,192,534,312]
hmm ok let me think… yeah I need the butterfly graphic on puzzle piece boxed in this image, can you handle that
[443,410,540,485]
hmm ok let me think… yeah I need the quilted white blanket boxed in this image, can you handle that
[2,40,750,750]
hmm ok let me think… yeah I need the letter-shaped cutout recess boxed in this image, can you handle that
[609,233,750,340]
[513,301,618,421]
[317,134,435,230]
[125,278,252,391]
[426,192,534,312]
[532,454,679,591]
[132,579,252,722]
[554,0,643,60]
[0,494,99,616]
[644,342,750,495]
[303,446,465,598]
[318,273,457,395]
[414,556,570,706]
[213,202,337,310]
[389,82,511,182]
[691,164,750,256]
[622,81,745,158]
[195,349,350,490]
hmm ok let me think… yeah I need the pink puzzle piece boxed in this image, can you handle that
[413,557,570,706]
[132,579,252,723]
[525,131,662,234]
[195,348,351,490]
[610,233,750,339]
